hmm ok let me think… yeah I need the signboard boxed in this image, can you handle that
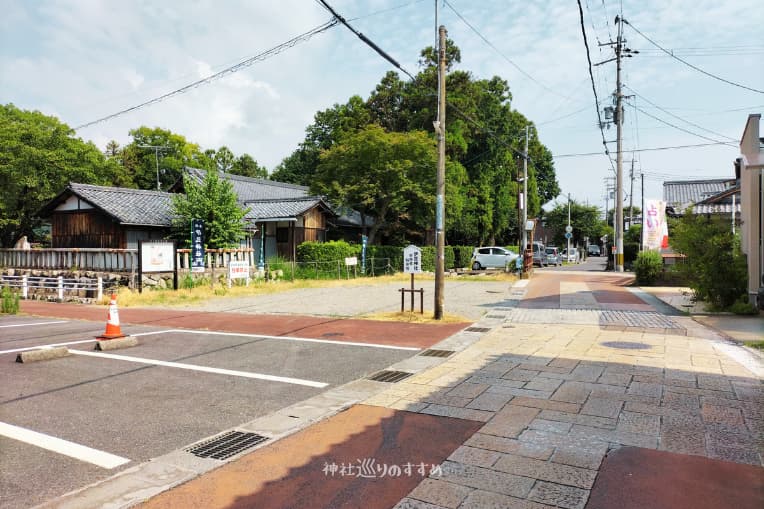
[565,225,573,233]
[191,219,205,273]
[564,232,572,239]
[525,220,535,231]
[642,199,669,250]
[140,241,174,272]
[361,235,368,274]
[403,245,422,274]
[228,260,250,287]
[345,256,358,266]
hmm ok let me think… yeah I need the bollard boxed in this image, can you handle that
[97,276,103,301]
[22,275,28,299]
[57,276,64,301]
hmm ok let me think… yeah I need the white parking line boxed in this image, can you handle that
[0,339,95,355]
[69,349,328,388]
[0,320,67,328]
[167,329,422,351]
[0,421,130,469]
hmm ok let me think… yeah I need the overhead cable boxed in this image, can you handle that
[554,141,731,158]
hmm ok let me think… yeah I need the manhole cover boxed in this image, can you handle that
[185,431,268,460]
[368,370,413,383]
[465,327,491,333]
[601,341,651,350]
[419,349,455,358]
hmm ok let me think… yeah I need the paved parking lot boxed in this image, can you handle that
[0,317,423,508]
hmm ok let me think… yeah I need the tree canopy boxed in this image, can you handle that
[543,200,607,248]
[0,104,127,247]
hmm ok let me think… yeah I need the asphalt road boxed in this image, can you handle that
[0,318,417,509]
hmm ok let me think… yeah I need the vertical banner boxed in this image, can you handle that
[643,199,668,250]
[191,219,205,272]
[361,234,368,275]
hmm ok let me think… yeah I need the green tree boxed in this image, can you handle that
[544,200,606,247]
[171,169,249,248]
[0,104,127,247]
[231,154,268,179]
[312,125,437,244]
[213,146,235,172]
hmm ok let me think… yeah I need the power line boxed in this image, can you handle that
[316,0,415,80]
[347,0,427,21]
[576,0,614,171]
[554,141,731,158]
[74,20,339,130]
[623,19,764,95]
[628,101,737,147]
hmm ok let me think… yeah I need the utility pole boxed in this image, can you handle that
[434,25,447,320]
[137,145,172,191]
[567,193,572,260]
[628,159,634,230]
[521,125,529,253]
[640,172,645,251]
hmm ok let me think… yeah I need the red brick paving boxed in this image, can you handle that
[20,300,467,349]
[139,405,483,509]
[586,446,764,509]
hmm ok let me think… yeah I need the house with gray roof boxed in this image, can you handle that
[663,178,740,217]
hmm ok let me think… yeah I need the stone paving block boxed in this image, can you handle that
[485,385,554,400]
[704,436,763,466]
[465,433,554,460]
[494,454,597,489]
[529,418,573,434]
[388,399,429,412]
[570,364,604,382]
[551,445,607,470]
[503,368,542,382]
[691,354,721,370]
[701,396,764,420]
[551,382,591,404]
[439,461,536,498]
[519,363,574,374]
[528,480,589,509]
[466,392,514,412]
[407,478,474,508]
[732,381,764,403]
[524,377,564,392]
[447,445,502,468]
[596,372,632,386]
[421,394,474,408]
[480,404,540,438]
[616,411,661,435]
[580,397,623,418]
[467,375,526,389]
[701,403,747,431]
[447,383,489,399]
[420,404,493,422]
[570,424,659,449]
[458,490,556,509]
[548,358,580,370]
[659,426,706,456]
[518,429,609,453]
[631,373,664,384]
[696,375,733,392]
[395,497,448,509]
[627,381,663,398]
[661,390,700,411]
[509,396,581,414]
[538,410,616,430]
[665,385,734,399]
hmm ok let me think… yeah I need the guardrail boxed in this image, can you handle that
[0,274,104,300]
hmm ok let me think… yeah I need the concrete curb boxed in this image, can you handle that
[95,337,138,351]
[16,346,70,363]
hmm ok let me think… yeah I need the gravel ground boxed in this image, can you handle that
[171,277,515,321]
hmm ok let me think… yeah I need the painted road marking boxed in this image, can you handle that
[168,329,422,351]
[68,350,328,388]
[0,320,67,328]
[0,339,96,355]
[0,421,130,469]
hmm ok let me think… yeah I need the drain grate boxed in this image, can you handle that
[419,349,455,358]
[368,370,413,383]
[465,327,491,333]
[601,341,651,350]
[486,314,506,319]
[185,431,268,460]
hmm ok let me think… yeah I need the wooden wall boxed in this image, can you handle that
[51,211,125,248]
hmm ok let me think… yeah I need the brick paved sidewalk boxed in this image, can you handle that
[362,277,764,509]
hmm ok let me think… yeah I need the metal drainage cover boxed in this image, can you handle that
[601,341,651,350]
[368,370,413,383]
[465,327,491,333]
[419,349,455,358]
[185,431,268,460]
[486,314,506,319]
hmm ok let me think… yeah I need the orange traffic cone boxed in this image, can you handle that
[96,293,126,340]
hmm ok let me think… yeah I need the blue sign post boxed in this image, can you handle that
[361,235,368,275]
[191,219,205,272]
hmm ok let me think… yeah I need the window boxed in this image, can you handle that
[276,227,289,243]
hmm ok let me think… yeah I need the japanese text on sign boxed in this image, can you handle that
[191,219,205,273]
[403,245,422,273]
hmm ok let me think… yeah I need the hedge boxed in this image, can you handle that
[297,241,474,271]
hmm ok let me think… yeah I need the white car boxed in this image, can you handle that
[561,247,579,263]
[471,246,519,270]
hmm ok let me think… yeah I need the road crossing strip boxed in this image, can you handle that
[68,349,329,388]
[0,422,130,469]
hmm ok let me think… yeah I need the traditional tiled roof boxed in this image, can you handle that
[243,197,333,222]
[663,179,736,214]
[41,183,175,226]
[183,167,309,201]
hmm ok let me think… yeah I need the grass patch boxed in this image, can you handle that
[362,311,471,324]
[744,340,764,351]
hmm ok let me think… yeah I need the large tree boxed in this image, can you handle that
[171,169,249,248]
[544,200,607,247]
[312,125,437,244]
[0,104,127,247]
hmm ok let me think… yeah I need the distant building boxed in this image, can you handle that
[738,114,763,307]
[663,178,740,217]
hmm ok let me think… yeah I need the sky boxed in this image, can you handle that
[2,0,763,213]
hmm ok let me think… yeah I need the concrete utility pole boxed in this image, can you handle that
[614,17,625,272]
[628,159,635,230]
[640,172,645,251]
[521,125,529,253]
[137,145,172,191]
[567,193,572,260]
[434,25,447,320]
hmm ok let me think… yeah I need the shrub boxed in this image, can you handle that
[1,285,20,314]
[728,299,759,315]
[633,250,663,286]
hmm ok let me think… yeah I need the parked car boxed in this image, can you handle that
[587,244,601,257]
[545,247,561,266]
[532,241,547,267]
[561,247,579,263]
[471,246,519,270]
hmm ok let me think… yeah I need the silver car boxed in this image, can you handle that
[471,246,519,270]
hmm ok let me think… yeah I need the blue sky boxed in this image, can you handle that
[2,0,763,211]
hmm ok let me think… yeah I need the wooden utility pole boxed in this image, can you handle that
[434,25,447,320]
